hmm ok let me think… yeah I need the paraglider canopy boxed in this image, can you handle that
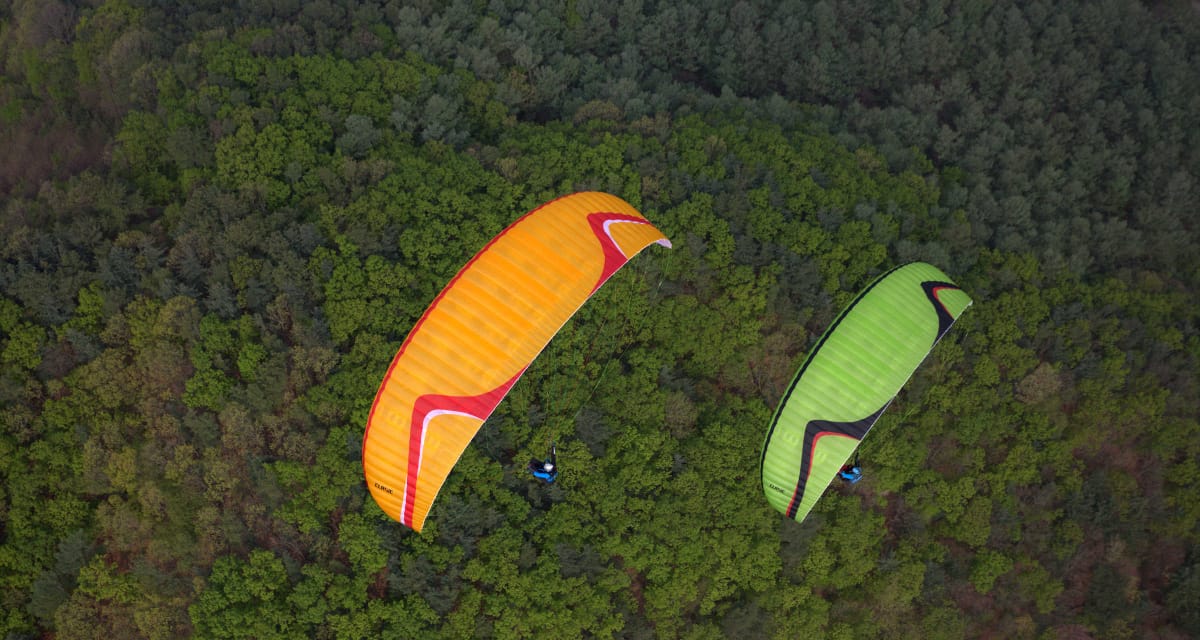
[362,192,670,531]
[760,262,972,524]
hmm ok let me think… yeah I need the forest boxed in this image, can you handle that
[1,0,1198,638]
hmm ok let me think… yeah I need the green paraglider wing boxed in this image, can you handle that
[760,262,972,523]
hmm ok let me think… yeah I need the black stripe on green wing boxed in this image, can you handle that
[760,262,973,524]
[781,405,887,519]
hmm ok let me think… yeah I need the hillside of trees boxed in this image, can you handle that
[2,1,1198,638]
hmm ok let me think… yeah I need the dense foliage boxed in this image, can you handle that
[2,1,1198,638]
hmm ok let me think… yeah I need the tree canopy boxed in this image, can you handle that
[2,1,1198,638]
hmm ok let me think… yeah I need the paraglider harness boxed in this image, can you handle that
[528,442,558,483]
[838,455,863,484]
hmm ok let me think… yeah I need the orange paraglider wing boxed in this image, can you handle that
[362,192,672,532]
